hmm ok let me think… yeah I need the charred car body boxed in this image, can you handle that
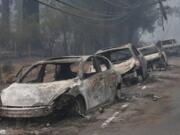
[138,45,168,70]
[156,39,180,55]
[96,44,148,83]
[0,56,121,118]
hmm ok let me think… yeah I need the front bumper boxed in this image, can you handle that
[0,105,53,118]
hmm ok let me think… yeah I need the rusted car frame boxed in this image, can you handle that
[0,56,121,118]
[96,44,148,83]
[138,45,168,70]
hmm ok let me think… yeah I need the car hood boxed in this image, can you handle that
[144,53,161,61]
[114,58,137,75]
[1,79,75,107]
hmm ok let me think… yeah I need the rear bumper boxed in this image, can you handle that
[0,105,53,118]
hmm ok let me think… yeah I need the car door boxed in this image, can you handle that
[95,56,118,103]
[80,56,106,110]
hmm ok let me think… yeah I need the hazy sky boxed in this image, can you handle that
[141,0,180,43]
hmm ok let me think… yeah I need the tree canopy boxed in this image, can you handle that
[0,0,169,57]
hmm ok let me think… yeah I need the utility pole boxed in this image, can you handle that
[158,0,168,31]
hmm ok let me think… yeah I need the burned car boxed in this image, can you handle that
[138,45,168,70]
[0,56,121,118]
[156,39,178,49]
[96,44,148,82]
[156,39,180,55]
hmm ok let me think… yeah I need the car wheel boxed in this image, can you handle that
[137,73,143,83]
[161,58,167,70]
[136,68,144,82]
[55,95,86,117]
[71,96,86,117]
[116,83,121,100]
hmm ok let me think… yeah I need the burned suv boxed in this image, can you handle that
[96,44,148,82]
[138,45,168,70]
[0,56,121,118]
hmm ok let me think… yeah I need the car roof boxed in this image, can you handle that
[34,56,90,65]
[138,45,157,51]
[96,43,131,54]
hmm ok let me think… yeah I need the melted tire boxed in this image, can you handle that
[70,96,86,117]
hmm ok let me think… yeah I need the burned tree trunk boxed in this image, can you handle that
[1,0,10,47]
[22,0,41,56]
[1,0,10,30]
[23,0,39,23]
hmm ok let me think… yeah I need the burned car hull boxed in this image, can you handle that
[138,45,168,70]
[0,56,121,118]
[113,58,139,80]
[96,44,148,82]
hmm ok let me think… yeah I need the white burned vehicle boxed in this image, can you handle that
[96,44,148,82]
[0,56,121,118]
[156,39,180,55]
[138,45,168,70]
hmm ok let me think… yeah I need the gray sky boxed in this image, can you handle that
[141,0,180,43]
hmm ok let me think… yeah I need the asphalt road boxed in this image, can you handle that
[0,57,180,135]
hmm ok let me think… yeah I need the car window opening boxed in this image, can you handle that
[20,62,79,83]
[101,48,132,64]
[140,47,159,56]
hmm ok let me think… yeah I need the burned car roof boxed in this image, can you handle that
[138,44,158,50]
[36,56,89,64]
[96,44,131,54]
[138,45,159,56]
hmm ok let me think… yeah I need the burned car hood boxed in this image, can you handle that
[144,53,161,62]
[1,79,75,107]
[114,58,137,75]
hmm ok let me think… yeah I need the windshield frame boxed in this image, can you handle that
[98,48,133,64]
[140,46,159,56]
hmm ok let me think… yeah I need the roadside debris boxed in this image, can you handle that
[121,103,129,112]
[152,95,161,101]
[0,130,6,135]
[144,94,161,101]
[141,85,147,90]
[98,107,104,114]
[101,112,120,128]
[46,123,50,127]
